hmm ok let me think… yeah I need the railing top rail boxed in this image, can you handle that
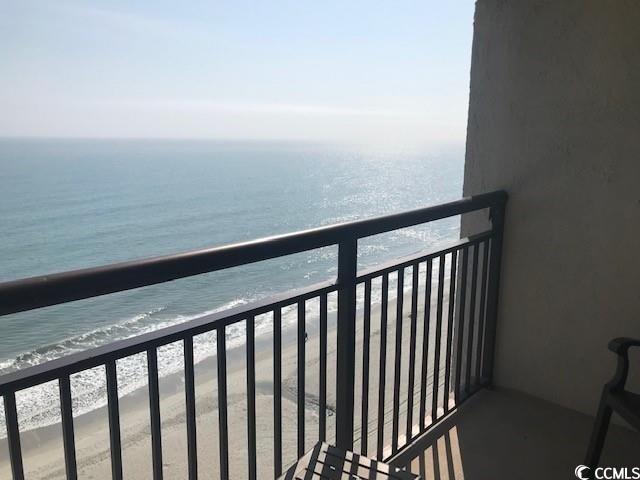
[0,190,506,316]
[0,231,492,395]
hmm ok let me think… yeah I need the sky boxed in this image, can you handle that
[0,1,474,146]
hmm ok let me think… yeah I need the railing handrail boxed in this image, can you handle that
[0,231,495,396]
[0,190,506,317]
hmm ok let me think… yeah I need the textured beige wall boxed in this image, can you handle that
[462,0,640,418]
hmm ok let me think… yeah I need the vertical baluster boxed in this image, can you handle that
[105,360,122,480]
[431,254,446,423]
[391,267,404,454]
[482,204,506,384]
[465,243,480,394]
[217,326,229,480]
[475,242,490,384]
[336,238,357,451]
[273,308,282,478]
[106,361,123,480]
[319,294,328,443]
[406,264,419,441]
[147,348,163,480]
[4,392,24,480]
[60,375,78,480]
[443,250,458,414]
[454,247,469,402]
[184,337,197,480]
[297,301,306,458]
[376,273,389,459]
[246,317,257,480]
[360,279,372,455]
[419,259,433,431]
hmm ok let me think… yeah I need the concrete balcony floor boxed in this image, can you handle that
[393,388,640,479]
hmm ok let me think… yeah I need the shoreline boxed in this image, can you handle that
[0,277,454,479]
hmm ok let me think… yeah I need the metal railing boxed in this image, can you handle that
[0,190,506,480]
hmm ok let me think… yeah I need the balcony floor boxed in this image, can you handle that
[393,388,640,479]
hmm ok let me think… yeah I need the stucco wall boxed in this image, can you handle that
[462,0,640,418]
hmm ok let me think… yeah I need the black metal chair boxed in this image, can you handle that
[585,337,640,467]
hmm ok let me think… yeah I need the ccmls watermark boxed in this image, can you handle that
[575,465,640,480]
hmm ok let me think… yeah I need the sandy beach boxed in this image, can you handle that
[0,275,460,479]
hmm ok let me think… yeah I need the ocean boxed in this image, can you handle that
[0,138,463,434]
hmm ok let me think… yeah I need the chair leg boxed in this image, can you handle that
[585,392,613,469]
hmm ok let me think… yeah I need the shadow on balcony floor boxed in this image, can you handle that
[393,388,640,479]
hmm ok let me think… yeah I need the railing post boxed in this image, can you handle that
[481,201,506,385]
[335,237,357,450]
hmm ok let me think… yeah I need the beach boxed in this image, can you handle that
[0,276,457,480]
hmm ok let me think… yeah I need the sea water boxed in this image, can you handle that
[0,138,463,433]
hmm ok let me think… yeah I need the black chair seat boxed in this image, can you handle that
[279,442,420,479]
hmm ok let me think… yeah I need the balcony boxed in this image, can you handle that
[0,192,508,479]
[1,190,638,480]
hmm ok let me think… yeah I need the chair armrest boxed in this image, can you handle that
[607,338,640,391]
[609,338,640,355]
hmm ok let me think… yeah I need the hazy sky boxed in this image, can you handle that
[0,1,474,145]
